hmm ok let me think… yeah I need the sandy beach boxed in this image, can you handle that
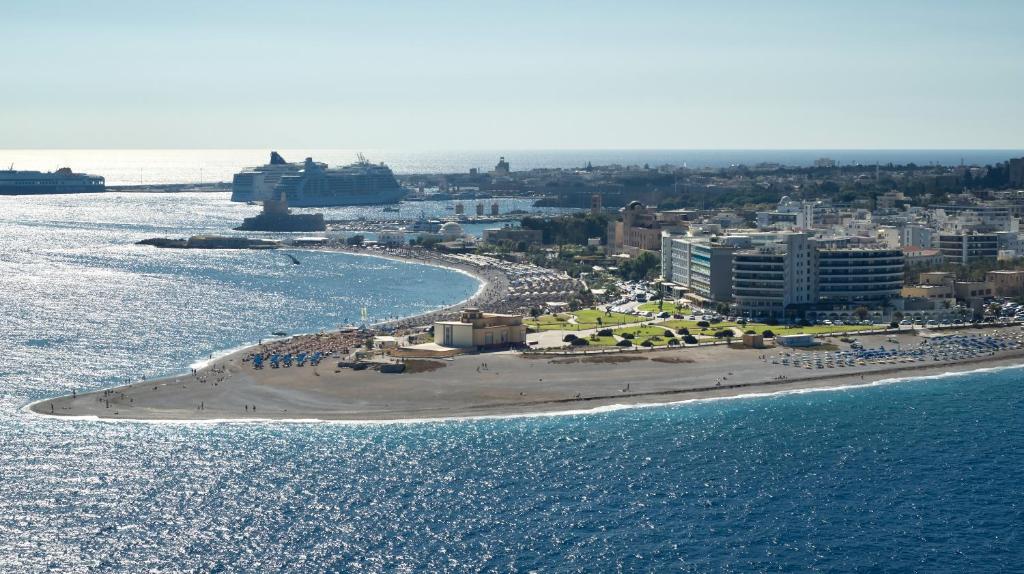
[30,329,1024,422]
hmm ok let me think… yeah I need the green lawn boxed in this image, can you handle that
[530,313,574,331]
[636,301,691,314]
[573,308,646,327]
[585,335,621,347]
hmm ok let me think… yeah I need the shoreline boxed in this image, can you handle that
[29,329,1024,423]
[139,245,492,377]
[26,359,1024,426]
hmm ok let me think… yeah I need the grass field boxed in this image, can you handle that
[531,308,646,331]
[636,301,692,314]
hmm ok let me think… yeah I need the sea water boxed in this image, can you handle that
[1,193,1023,572]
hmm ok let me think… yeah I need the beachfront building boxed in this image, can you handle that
[434,308,526,349]
[817,247,904,306]
[938,232,999,264]
[378,228,406,246]
[661,232,747,304]
[733,233,906,321]
[733,233,817,319]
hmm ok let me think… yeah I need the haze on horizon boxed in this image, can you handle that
[3,0,1022,150]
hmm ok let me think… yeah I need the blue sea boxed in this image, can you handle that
[2,192,1023,572]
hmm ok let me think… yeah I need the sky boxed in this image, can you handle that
[2,0,1022,149]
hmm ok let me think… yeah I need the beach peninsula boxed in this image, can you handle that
[31,327,1024,422]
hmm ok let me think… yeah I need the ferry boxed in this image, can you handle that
[0,166,105,195]
[231,152,407,207]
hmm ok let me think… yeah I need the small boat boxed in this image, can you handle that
[271,331,287,337]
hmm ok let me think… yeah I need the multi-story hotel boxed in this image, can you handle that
[817,248,904,305]
[732,233,905,319]
[661,233,746,304]
[733,233,817,318]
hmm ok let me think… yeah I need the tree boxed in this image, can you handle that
[762,329,775,338]
[346,234,365,246]
[854,306,870,321]
[682,335,698,345]
[616,251,661,281]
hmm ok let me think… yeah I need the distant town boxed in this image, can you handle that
[386,154,1024,327]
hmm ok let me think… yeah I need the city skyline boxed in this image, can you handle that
[3,0,1023,150]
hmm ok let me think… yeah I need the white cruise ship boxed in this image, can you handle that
[0,167,105,195]
[231,152,407,207]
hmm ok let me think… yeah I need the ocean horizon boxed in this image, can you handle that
[2,148,1022,186]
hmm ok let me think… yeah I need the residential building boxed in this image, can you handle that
[1009,157,1024,187]
[482,226,543,246]
[900,224,936,249]
[938,232,999,264]
[986,270,1024,297]
[902,246,943,268]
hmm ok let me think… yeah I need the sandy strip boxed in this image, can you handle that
[29,330,1024,423]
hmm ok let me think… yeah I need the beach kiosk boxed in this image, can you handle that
[776,333,818,347]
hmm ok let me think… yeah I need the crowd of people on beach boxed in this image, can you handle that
[346,246,582,332]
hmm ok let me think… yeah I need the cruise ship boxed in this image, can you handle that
[231,152,407,207]
[0,166,105,195]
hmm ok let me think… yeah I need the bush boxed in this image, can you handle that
[677,327,690,336]
[696,321,710,329]
[640,340,654,347]
[562,334,578,342]
[616,339,633,347]
[621,332,635,340]
[663,329,675,338]
[889,321,899,329]
[570,338,589,346]
[762,330,775,338]
[682,335,698,345]
[745,329,756,335]
[667,338,680,346]
[714,329,733,339]
[596,328,614,337]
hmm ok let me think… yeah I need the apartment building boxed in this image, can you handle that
[938,232,999,264]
